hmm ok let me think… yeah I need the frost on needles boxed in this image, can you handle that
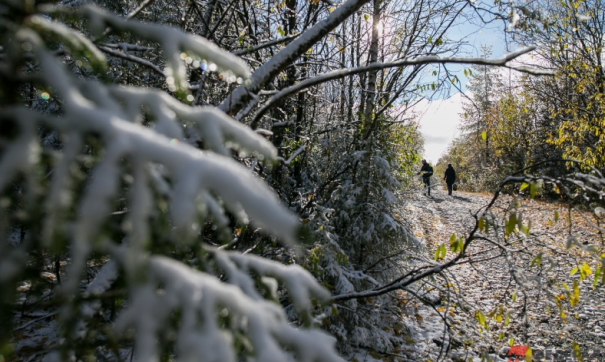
[0,5,342,362]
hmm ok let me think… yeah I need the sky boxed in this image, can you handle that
[413,92,465,165]
[413,13,513,165]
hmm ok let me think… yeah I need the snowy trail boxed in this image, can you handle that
[403,188,605,361]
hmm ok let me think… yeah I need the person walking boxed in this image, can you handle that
[444,163,456,196]
[419,159,433,196]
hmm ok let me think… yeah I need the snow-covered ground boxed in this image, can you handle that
[399,188,605,361]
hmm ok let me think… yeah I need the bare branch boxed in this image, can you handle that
[127,0,156,19]
[98,46,165,77]
[232,34,300,56]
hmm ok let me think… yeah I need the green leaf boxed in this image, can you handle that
[530,183,536,199]
[570,266,579,275]
[520,182,530,191]
[478,217,484,232]
[435,244,446,260]
[571,280,580,307]
[435,37,443,46]
[572,341,582,362]
[554,210,559,222]
[428,36,433,44]
[364,14,369,21]
[464,69,468,77]
[531,253,543,267]
[512,293,517,302]
[509,337,514,347]
[592,266,603,290]
[505,214,517,237]
[481,131,487,141]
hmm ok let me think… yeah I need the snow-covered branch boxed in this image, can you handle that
[278,145,307,165]
[251,47,553,128]
[1,7,349,360]
[218,0,372,115]
[72,5,251,90]
[108,255,343,362]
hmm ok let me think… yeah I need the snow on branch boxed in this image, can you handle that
[46,5,252,91]
[251,46,555,128]
[111,255,343,362]
[2,5,345,362]
[218,0,372,115]
[107,86,277,159]
[210,248,331,311]
[1,31,298,293]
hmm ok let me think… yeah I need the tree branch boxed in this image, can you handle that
[127,0,156,19]
[232,34,300,56]
[250,47,554,128]
[218,0,373,115]
[98,46,165,76]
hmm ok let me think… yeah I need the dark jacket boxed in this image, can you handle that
[444,166,456,184]
[420,163,433,178]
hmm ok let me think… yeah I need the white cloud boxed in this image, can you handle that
[412,93,464,165]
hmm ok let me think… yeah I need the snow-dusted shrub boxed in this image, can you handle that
[0,3,342,361]
[294,118,422,353]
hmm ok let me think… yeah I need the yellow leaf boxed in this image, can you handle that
[525,347,533,362]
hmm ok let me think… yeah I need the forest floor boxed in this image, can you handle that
[398,187,605,361]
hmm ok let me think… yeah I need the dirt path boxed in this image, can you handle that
[403,188,605,361]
